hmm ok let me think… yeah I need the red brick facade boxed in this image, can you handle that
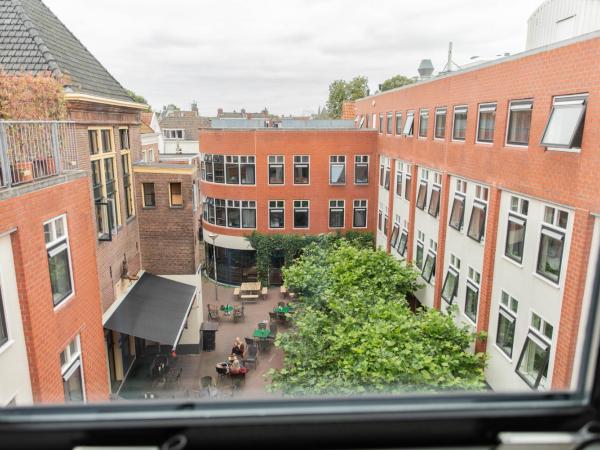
[0,176,108,403]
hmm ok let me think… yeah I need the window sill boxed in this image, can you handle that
[0,339,14,357]
[126,215,136,224]
[451,139,466,143]
[504,143,529,149]
[545,146,581,153]
[53,291,76,312]
[502,254,524,269]
[492,343,514,363]
[475,140,494,146]
[142,206,156,210]
[532,271,562,290]
[169,205,184,209]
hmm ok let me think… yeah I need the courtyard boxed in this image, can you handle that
[118,277,285,401]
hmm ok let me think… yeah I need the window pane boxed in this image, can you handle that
[294,210,309,228]
[215,204,226,226]
[449,196,465,230]
[505,218,526,263]
[242,209,256,228]
[416,183,428,210]
[516,337,550,388]
[329,209,344,228]
[294,164,309,184]
[213,156,225,183]
[415,244,424,270]
[435,112,446,138]
[496,313,515,358]
[541,104,585,147]
[330,164,345,184]
[170,183,182,206]
[419,113,428,137]
[477,110,495,142]
[507,109,532,145]
[398,231,408,256]
[465,285,479,322]
[441,270,458,303]
[269,165,284,184]
[404,177,411,201]
[227,208,240,228]
[63,364,84,402]
[270,210,284,228]
[353,209,366,228]
[225,163,239,184]
[49,247,72,306]
[428,188,440,217]
[453,110,467,140]
[383,169,390,190]
[467,205,486,242]
[536,231,564,283]
[390,225,400,247]
[143,183,155,207]
[0,287,8,346]
[355,164,368,184]
[422,254,436,283]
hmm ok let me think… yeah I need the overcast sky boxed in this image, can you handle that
[45,0,542,116]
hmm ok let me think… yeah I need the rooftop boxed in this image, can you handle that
[0,0,134,103]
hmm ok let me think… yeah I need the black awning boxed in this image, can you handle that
[104,273,197,349]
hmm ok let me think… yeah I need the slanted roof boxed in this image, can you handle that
[159,113,211,141]
[0,0,134,102]
[104,273,197,349]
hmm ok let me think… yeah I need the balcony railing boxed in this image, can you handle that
[0,120,79,188]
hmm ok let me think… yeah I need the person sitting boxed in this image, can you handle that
[231,337,245,357]
[229,357,248,375]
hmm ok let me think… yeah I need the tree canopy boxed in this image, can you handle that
[379,75,414,92]
[325,76,369,119]
[269,241,486,396]
[0,71,66,120]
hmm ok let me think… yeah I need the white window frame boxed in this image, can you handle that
[505,99,533,147]
[44,215,75,308]
[328,200,345,229]
[540,93,587,152]
[60,335,86,402]
[268,200,285,229]
[352,199,368,229]
[268,155,285,185]
[418,109,429,138]
[434,107,447,140]
[293,200,310,229]
[354,155,369,185]
[329,155,346,185]
[403,111,415,136]
[452,105,468,142]
[164,129,184,140]
[293,155,310,185]
[476,102,497,145]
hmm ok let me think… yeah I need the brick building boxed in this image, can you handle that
[0,122,108,406]
[354,32,600,392]
[199,126,377,284]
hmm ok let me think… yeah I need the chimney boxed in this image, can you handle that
[418,59,434,80]
[217,108,223,117]
[191,101,198,115]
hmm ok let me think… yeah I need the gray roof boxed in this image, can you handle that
[0,0,133,102]
[159,113,211,140]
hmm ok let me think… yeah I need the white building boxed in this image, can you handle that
[526,0,600,49]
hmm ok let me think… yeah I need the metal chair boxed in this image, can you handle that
[268,311,277,322]
[244,337,255,348]
[269,322,278,338]
[207,304,220,321]
[258,322,267,330]
[244,344,258,369]
[233,305,245,322]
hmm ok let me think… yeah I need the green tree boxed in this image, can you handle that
[125,88,149,105]
[379,75,414,92]
[325,76,369,118]
[269,242,486,396]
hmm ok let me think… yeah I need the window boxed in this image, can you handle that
[536,206,568,284]
[422,252,436,283]
[496,291,518,358]
[507,100,533,145]
[395,171,402,197]
[419,109,429,137]
[269,200,285,228]
[465,283,479,323]
[293,200,309,228]
[467,201,487,242]
[383,165,390,190]
[100,129,112,153]
[415,240,424,270]
[0,281,8,348]
[88,130,99,155]
[329,200,345,228]
[330,155,346,184]
[293,156,310,184]
[268,155,284,184]
[204,155,214,182]
[386,112,393,134]
[119,128,130,150]
[60,336,84,402]
[390,223,400,247]
[395,112,402,135]
[241,201,256,228]
[404,173,411,201]
[225,156,240,184]
[449,195,465,231]
[164,129,184,139]
[435,108,447,139]
[142,183,155,208]
[403,111,414,136]
[353,200,367,228]
[215,199,226,226]
[397,229,408,256]
[44,215,73,307]
[378,113,384,133]
[516,337,550,390]
[505,215,526,264]
[379,159,385,187]
[452,106,467,141]
[240,156,256,184]
[377,210,383,232]
[428,185,441,218]
[441,268,458,304]
[416,181,428,210]
[169,182,183,207]
[121,153,134,219]
[477,103,496,143]
[383,214,389,237]
[354,155,369,184]
[213,155,225,183]
[541,94,587,149]
[358,115,365,128]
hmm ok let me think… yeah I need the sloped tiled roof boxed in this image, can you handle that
[159,113,211,141]
[0,0,134,102]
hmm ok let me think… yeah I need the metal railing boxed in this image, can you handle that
[0,120,79,188]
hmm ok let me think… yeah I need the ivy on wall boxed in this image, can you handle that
[246,231,374,286]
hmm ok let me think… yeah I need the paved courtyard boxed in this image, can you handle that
[119,277,286,401]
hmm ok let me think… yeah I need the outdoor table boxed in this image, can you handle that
[274,305,290,314]
[221,304,234,316]
[241,281,262,294]
[253,328,271,339]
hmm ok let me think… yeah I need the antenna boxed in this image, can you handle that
[440,42,462,74]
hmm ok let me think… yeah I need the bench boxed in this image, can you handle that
[241,293,259,304]
[261,287,268,299]
[280,286,288,298]
[233,287,240,301]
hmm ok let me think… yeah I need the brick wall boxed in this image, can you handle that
[0,176,108,404]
